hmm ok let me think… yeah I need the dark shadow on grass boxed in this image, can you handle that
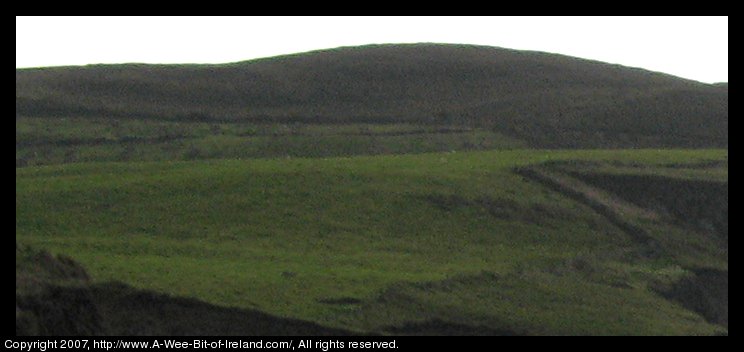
[419,194,572,229]
[383,319,519,336]
[651,268,728,328]
[16,245,359,336]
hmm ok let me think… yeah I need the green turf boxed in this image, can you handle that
[15,149,727,335]
[16,117,525,167]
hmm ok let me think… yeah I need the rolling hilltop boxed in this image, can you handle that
[16,43,728,149]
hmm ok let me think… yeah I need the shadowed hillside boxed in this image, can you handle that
[16,43,728,148]
[16,244,356,336]
[515,160,728,328]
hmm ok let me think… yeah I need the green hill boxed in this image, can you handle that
[15,43,728,335]
[16,149,728,335]
[16,43,728,149]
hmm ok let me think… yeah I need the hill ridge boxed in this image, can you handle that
[16,43,727,148]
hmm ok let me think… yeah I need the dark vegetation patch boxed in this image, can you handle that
[370,272,503,312]
[383,319,518,336]
[652,269,728,328]
[15,134,191,148]
[16,244,102,335]
[403,271,502,293]
[16,245,356,336]
[420,194,572,228]
[90,282,355,336]
[662,159,728,169]
[317,297,363,305]
[17,245,90,285]
[17,285,103,336]
[568,172,728,244]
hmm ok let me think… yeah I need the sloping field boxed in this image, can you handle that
[15,149,727,335]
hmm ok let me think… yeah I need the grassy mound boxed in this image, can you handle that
[17,44,727,149]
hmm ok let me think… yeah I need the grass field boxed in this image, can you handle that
[16,117,525,167]
[16,148,728,335]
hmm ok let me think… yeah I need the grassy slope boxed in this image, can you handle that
[16,149,727,335]
[16,43,728,148]
[16,118,525,167]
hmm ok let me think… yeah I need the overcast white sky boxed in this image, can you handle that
[16,16,728,83]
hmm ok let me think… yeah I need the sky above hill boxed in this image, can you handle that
[16,16,727,84]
